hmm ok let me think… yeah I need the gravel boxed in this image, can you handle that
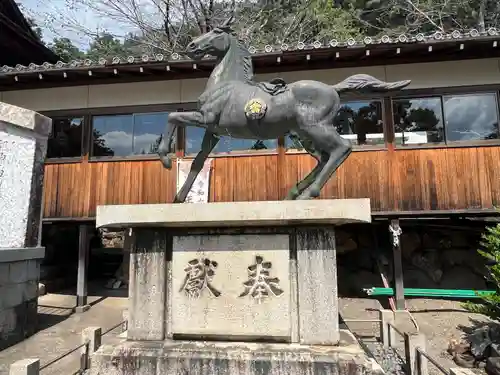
[339,297,492,375]
[363,339,406,375]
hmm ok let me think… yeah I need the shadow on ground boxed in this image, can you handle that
[0,284,127,375]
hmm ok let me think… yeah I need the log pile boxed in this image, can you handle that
[448,324,500,374]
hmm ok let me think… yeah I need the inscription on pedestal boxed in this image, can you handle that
[239,255,284,302]
[171,234,291,340]
[179,258,222,298]
[0,132,36,248]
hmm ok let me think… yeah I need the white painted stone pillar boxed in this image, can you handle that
[0,102,51,350]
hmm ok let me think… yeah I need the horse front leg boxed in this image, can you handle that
[174,131,219,203]
[158,117,178,170]
[158,111,213,170]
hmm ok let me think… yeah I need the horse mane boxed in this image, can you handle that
[227,32,254,81]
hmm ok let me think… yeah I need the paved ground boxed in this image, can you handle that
[0,288,489,375]
[340,297,491,374]
[0,285,127,375]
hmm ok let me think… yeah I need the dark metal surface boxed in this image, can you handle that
[390,219,405,310]
[417,347,450,375]
[158,16,411,203]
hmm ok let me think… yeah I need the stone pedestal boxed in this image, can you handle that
[0,103,51,349]
[91,199,380,375]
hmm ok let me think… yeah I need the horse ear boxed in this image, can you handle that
[221,14,235,28]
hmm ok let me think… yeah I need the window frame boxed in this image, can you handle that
[41,84,500,165]
[442,91,500,145]
[85,103,185,162]
[391,94,446,148]
[42,111,86,163]
[390,86,500,150]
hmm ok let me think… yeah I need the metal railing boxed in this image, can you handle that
[377,309,477,375]
[11,309,478,375]
[9,312,128,375]
[416,347,449,375]
[39,341,89,373]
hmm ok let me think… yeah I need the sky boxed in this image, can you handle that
[18,0,124,50]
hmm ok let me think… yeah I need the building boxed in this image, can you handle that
[0,0,60,66]
[1,29,499,307]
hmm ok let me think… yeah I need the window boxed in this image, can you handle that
[47,116,83,158]
[185,126,277,155]
[392,97,444,146]
[393,93,500,146]
[91,112,167,157]
[443,93,499,142]
[285,100,384,150]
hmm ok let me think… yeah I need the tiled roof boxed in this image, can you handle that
[1,28,499,76]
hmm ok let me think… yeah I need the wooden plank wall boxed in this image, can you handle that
[42,147,500,219]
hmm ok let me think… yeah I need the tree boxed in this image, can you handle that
[23,0,500,58]
[26,17,44,40]
[49,38,85,61]
[86,33,131,60]
[463,224,500,320]
[29,0,366,55]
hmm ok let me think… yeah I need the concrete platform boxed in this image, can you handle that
[90,337,384,375]
[96,199,371,229]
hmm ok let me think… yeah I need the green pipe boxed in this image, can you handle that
[364,287,496,298]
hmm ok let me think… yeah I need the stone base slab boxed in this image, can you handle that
[90,339,384,375]
[96,199,371,229]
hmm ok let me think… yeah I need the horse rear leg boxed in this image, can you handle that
[285,133,327,200]
[295,122,352,200]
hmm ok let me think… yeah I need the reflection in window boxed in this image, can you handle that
[91,112,167,157]
[285,100,384,150]
[133,113,168,154]
[443,93,499,142]
[185,126,277,154]
[47,116,83,158]
[392,97,444,145]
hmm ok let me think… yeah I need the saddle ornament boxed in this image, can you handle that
[244,98,267,121]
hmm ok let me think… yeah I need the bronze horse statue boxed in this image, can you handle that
[158,16,411,203]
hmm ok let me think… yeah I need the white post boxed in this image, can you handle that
[379,309,395,347]
[450,368,477,375]
[404,332,428,375]
[9,359,40,375]
[81,326,102,369]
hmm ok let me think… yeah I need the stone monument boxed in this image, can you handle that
[90,15,410,375]
[0,102,51,350]
[90,199,384,375]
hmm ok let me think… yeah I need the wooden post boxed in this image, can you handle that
[389,219,405,310]
[75,224,90,313]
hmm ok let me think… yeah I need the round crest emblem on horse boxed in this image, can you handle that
[158,15,411,203]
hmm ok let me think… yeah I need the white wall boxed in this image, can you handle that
[1,58,500,112]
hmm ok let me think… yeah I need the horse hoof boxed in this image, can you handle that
[309,188,320,198]
[160,156,173,170]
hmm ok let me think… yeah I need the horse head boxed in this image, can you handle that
[185,15,236,60]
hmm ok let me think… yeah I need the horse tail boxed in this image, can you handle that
[332,74,411,94]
